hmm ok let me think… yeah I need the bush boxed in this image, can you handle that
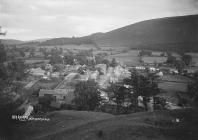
[38,96,53,109]
[61,104,76,110]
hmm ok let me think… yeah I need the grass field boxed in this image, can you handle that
[15,109,198,140]
[16,110,114,140]
[158,74,192,104]
[106,50,141,66]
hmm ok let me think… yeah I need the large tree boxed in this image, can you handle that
[0,41,25,139]
[182,54,192,66]
[72,80,101,111]
[0,42,6,63]
[124,69,160,111]
[107,82,128,113]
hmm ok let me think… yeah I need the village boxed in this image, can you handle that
[7,45,197,117]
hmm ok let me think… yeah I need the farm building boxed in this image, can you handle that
[29,67,46,76]
[39,88,75,104]
[51,72,60,78]
[88,70,99,81]
[169,68,179,74]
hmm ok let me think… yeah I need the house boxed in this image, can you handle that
[95,64,107,75]
[98,89,109,101]
[51,72,60,78]
[45,63,53,71]
[156,71,163,78]
[42,75,50,80]
[76,74,89,81]
[39,88,75,104]
[135,66,146,70]
[169,68,179,74]
[88,70,99,81]
[109,75,118,83]
[29,67,46,76]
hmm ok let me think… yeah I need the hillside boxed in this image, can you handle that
[14,109,198,140]
[15,110,114,140]
[38,36,95,46]
[0,39,24,45]
[6,14,198,52]
[33,14,198,52]
[93,14,198,52]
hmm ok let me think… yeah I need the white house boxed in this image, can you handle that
[29,67,46,76]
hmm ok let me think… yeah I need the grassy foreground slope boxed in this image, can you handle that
[18,109,198,140]
[17,110,114,140]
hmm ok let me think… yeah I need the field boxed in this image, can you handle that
[40,44,97,51]
[24,59,49,65]
[16,110,114,140]
[14,109,198,140]
[158,74,192,104]
[105,50,141,66]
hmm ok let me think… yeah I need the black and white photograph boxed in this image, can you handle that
[0,0,198,139]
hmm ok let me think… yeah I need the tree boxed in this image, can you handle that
[166,54,176,65]
[7,59,26,80]
[72,80,101,111]
[110,58,118,67]
[40,47,48,58]
[64,51,75,65]
[0,41,24,139]
[19,50,25,57]
[182,54,192,66]
[49,54,62,64]
[39,96,53,109]
[175,60,185,74]
[29,48,35,58]
[107,83,128,113]
[187,80,198,106]
[124,69,160,111]
[0,42,6,63]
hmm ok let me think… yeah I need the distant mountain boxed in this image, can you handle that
[26,38,51,43]
[0,39,24,45]
[8,14,198,52]
[93,14,198,52]
[37,14,198,52]
[39,36,95,46]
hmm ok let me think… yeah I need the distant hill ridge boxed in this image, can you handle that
[2,14,198,52]
[93,14,198,52]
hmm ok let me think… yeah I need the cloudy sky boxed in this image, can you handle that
[0,0,198,41]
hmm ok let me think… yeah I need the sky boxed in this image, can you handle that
[0,0,198,41]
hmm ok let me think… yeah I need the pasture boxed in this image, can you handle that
[106,50,141,66]
[158,74,192,104]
